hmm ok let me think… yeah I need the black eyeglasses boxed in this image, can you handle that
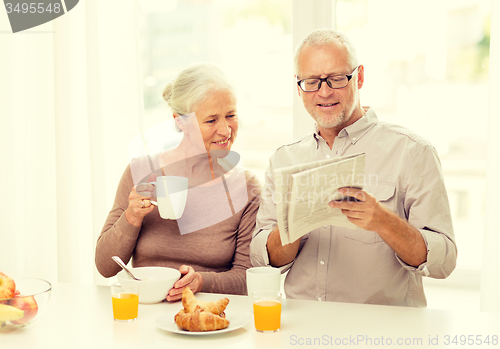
[297,66,359,92]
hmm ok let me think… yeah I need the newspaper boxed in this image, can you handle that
[274,153,366,245]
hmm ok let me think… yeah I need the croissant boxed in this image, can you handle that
[174,306,230,332]
[181,287,229,316]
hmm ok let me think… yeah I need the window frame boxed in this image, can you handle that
[292,0,500,291]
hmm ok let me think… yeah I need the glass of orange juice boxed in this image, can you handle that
[252,290,282,332]
[110,282,139,322]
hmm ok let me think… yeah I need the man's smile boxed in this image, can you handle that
[317,102,340,108]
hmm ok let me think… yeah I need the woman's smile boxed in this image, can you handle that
[213,136,231,147]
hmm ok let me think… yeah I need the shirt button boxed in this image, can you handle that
[353,137,357,141]
[318,297,322,301]
[326,155,330,159]
[320,260,325,265]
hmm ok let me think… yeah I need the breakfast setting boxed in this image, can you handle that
[0,263,288,348]
[3,1,500,348]
[105,262,284,335]
[2,262,499,349]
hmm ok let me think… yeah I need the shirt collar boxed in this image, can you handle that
[339,107,378,144]
[312,125,322,149]
[312,107,378,148]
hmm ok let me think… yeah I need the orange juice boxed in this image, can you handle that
[253,300,281,331]
[112,293,139,321]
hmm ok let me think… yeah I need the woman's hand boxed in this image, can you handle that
[124,174,157,227]
[166,265,203,302]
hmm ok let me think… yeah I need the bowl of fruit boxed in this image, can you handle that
[0,272,52,331]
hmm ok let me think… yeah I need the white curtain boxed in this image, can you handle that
[0,0,144,285]
[481,0,500,313]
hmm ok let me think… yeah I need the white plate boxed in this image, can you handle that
[156,310,249,336]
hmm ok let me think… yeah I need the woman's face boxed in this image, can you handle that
[189,90,239,157]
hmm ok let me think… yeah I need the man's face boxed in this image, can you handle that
[296,42,363,131]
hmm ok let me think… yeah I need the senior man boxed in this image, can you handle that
[250,28,457,307]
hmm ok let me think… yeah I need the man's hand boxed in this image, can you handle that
[329,187,391,231]
[267,226,301,267]
[329,187,427,267]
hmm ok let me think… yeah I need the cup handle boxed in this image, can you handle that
[149,182,157,201]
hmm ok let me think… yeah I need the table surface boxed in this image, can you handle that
[2,282,500,349]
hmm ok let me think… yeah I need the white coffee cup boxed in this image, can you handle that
[155,176,188,220]
[246,267,281,296]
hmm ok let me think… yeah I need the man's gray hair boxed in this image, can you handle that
[293,28,359,76]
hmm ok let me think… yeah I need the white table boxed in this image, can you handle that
[2,282,500,349]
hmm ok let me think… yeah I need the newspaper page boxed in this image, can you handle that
[274,161,337,246]
[274,153,365,245]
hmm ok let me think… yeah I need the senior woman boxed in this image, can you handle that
[95,63,261,301]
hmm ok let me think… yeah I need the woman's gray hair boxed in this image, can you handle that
[293,28,359,76]
[162,63,235,117]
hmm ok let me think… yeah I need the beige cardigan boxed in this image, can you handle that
[95,160,261,295]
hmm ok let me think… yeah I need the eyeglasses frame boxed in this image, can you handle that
[296,65,360,92]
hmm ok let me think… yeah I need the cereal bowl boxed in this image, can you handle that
[0,277,52,331]
[117,267,181,304]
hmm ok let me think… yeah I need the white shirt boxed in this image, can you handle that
[250,108,457,307]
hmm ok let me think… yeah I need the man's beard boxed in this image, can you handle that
[307,93,357,129]
[310,107,347,129]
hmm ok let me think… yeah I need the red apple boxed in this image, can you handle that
[9,294,38,324]
[6,289,21,305]
[0,272,16,303]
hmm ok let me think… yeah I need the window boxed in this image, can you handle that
[137,0,293,181]
[336,0,491,269]
[137,0,490,271]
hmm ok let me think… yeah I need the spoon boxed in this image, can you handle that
[111,256,143,281]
